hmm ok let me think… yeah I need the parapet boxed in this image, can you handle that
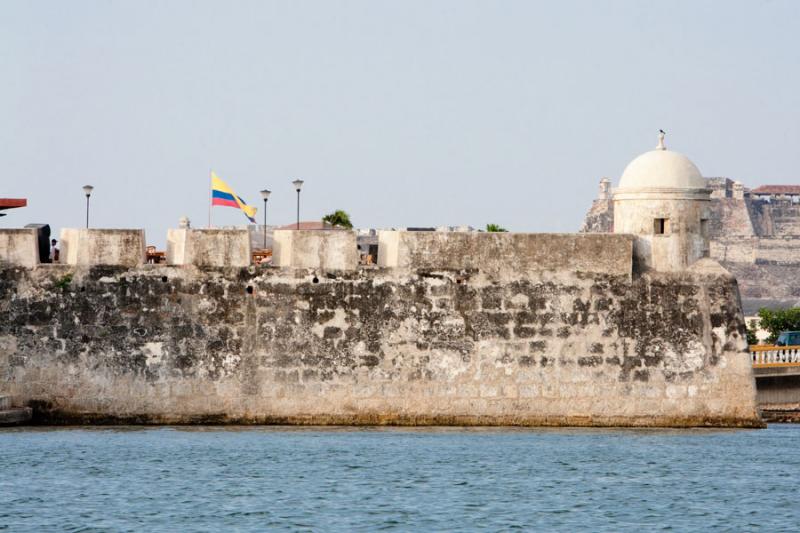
[167,228,252,267]
[733,181,745,200]
[378,231,634,278]
[273,230,357,270]
[598,177,612,199]
[60,228,146,267]
[0,229,39,268]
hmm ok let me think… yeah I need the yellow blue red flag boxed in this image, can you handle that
[210,172,257,223]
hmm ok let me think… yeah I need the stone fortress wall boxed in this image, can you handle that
[582,177,800,314]
[0,227,760,427]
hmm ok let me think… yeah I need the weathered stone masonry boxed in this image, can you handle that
[0,134,764,427]
[0,241,760,427]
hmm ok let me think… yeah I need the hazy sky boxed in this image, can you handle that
[2,0,799,245]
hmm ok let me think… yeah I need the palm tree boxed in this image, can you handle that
[486,223,507,232]
[322,210,353,229]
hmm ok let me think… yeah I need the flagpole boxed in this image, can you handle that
[208,169,212,228]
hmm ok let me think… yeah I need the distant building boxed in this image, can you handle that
[750,185,800,203]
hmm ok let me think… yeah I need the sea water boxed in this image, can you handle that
[1,425,798,532]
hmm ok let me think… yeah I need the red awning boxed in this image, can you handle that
[0,198,27,211]
[750,186,800,195]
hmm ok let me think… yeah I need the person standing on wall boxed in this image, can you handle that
[49,239,59,263]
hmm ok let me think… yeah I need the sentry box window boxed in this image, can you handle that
[654,218,669,235]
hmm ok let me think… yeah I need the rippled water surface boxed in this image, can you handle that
[1,425,799,532]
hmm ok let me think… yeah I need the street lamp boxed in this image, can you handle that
[292,179,304,230]
[259,189,271,248]
[82,185,94,228]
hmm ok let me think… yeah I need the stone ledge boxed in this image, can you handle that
[0,407,32,426]
[26,407,765,428]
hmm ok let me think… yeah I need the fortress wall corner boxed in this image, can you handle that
[166,228,189,265]
[273,230,357,270]
[59,228,145,267]
[0,229,39,268]
[377,230,400,267]
[272,230,292,267]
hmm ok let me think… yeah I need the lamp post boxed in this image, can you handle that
[259,189,271,249]
[292,179,304,230]
[82,185,94,228]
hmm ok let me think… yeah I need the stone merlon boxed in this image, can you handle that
[60,229,146,267]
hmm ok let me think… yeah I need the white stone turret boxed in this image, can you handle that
[613,133,711,272]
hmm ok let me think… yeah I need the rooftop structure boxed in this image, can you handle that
[612,132,711,272]
[584,149,800,313]
[617,135,705,190]
[750,185,800,198]
[0,198,27,217]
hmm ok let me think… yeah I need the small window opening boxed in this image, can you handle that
[700,219,709,237]
[654,218,669,235]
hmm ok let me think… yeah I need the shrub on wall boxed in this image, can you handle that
[322,210,353,229]
[486,224,507,232]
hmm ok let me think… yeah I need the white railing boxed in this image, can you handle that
[751,345,800,366]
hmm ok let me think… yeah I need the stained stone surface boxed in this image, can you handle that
[0,259,760,427]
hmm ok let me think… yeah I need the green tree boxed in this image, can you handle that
[757,307,800,343]
[486,223,507,232]
[745,319,759,346]
[322,210,353,229]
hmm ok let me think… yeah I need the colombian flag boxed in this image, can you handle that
[211,172,257,223]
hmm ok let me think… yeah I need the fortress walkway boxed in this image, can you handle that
[750,345,800,421]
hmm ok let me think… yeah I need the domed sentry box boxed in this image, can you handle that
[613,132,711,273]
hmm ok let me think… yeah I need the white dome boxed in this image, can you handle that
[618,149,705,190]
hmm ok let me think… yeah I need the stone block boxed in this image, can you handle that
[272,230,357,270]
[0,229,39,268]
[0,406,32,425]
[59,228,145,266]
[167,228,251,267]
